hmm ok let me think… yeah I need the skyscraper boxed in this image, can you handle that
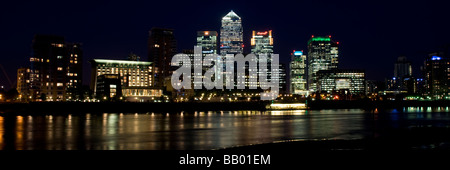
[424,54,450,98]
[197,31,218,54]
[290,50,308,95]
[251,30,273,56]
[394,56,412,79]
[66,43,83,96]
[148,28,177,88]
[220,10,243,56]
[307,35,339,91]
[29,35,83,101]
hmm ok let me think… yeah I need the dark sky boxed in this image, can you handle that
[1,0,449,90]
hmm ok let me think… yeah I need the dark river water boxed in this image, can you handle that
[1,107,450,150]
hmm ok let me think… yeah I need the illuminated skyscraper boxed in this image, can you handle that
[220,10,243,56]
[307,35,339,91]
[251,30,273,56]
[290,50,308,95]
[197,31,218,54]
[424,54,450,98]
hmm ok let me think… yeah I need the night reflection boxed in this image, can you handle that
[1,108,450,150]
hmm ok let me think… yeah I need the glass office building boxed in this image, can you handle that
[220,10,243,56]
[197,31,218,54]
[251,30,273,56]
[290,50,308,95]
[307,35,339,91]
[317,69,365,94]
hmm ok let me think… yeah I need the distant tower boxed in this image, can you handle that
[251,30,273,56]
[290,50,308,95]
[148,28,177,88]
[128,52,140,61]
[220,10,243,56]
[197,31,218,54]
[394,56,412,79]
[424,54,450,98]
[307,35,339,91]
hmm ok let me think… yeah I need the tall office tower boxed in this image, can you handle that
[197,31,218,54]
[251,30,273,56]
[424,54,450,99]
[290,50,308,95]
[66,43,83,92]
[220,10,243,56]
[394,56,412,78]
[29,35,82,101]
[148,27,177,88]
[307,35,339,91]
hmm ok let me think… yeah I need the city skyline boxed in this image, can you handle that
[1,1,450,90]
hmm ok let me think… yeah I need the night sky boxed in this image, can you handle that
[1,0,449,90]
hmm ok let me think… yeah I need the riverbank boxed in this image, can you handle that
[224,126,450,151]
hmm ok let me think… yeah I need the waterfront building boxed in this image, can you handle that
[423,54,450,98]
[316,69,365,95]
[148,27,177,88]
[90,59,162,102]
[96,74,122,100]
[307,35,339,91]
[17,67,31,101]
[220,10,243,56]
[28,35,83,101]
[290,50,308,95]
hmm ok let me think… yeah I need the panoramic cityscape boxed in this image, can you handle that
[0,0,450,168]
[2,9,449,103]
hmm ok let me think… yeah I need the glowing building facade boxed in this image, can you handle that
[307,35,339,91]
[251,30,273,56]
[220,10,243,56]
[290,50,308,95]
[90,59,162,102]
[197,31,218,54]
[317,69,365,94]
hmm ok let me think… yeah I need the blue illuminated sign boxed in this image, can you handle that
[431,56,442,60]
[294,51,303,56]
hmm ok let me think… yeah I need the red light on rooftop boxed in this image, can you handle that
[328,35,331,38]
[336,42,340,45]
[311,35,314,38]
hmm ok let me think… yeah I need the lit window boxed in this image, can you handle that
[57,83,63,87]
[57,56,63,59]
[57,67,63,71]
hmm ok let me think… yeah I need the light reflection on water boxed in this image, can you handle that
[0,108,449,150]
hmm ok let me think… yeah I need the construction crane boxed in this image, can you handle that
[0,64,13,89]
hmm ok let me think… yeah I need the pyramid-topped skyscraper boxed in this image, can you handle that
[220,10,243,56]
